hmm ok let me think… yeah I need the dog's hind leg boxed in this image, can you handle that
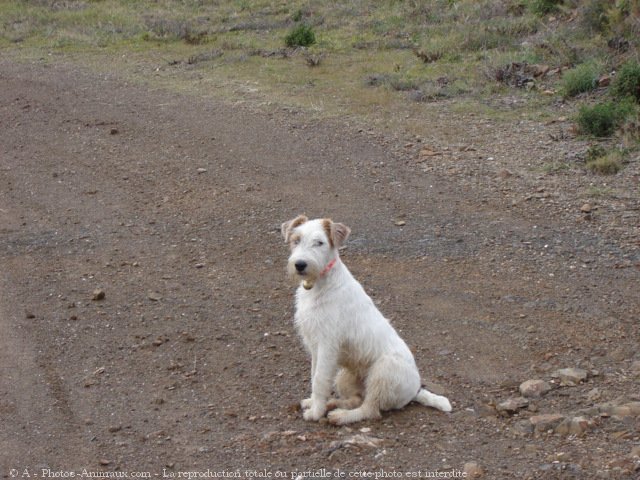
[327,368,363,410]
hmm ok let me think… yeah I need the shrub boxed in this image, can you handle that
[581,0,609,32]
[586,150,624,174]
[561,63,598,98]
[285,24,315,47]
[528,0,563,16]
[611,61,640,102]
[576,100,635,137]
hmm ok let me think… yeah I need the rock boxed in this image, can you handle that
[148,291,162,301]
[394,220,406,226]
[519,380,552,398]
[497,396,529,414]
[463,462,483,478]
[552,368,588,386]
[474,403,498,418]
[92,289,106,301]
[99,459,111,466]
[530,414,565,434]
[555,416,591,436]
[329,434,382,451]
[586,388,602,402]
[196,168,207,174]
[514,420,534,436]
[598,401,640,418]
[630,446,640,458]
[419,148,441,157]
[630,361,640,375]
[580,203,592,213]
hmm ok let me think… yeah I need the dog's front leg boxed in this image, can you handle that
[303,346,337,421]
[300,349,317,410]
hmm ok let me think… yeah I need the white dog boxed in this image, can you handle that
[282,215,452,425]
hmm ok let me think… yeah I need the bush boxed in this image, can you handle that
[285,24,315,47]
[586,150,624,174]
[561,63,598,98]
[611,61,640,102]
[528,0,563,16]
[576,100,635,137]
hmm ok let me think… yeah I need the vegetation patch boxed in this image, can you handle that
[561,63,598,98]
[284,24,315,48]
[611,61,640,102]
[586,149,625,174]
[576,100,635,137]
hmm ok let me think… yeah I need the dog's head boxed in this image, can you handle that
[281,215,350,288]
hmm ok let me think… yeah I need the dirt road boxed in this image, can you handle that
[1,59,638,478]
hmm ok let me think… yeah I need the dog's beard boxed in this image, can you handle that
[287,259,320,289]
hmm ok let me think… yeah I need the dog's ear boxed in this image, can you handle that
[330,222,351,248]
[281,214,308,242]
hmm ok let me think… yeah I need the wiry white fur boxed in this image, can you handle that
[282,216,452,425]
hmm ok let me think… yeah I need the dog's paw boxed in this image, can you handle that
[302,405,326,422]
[300,398,313,410]
[327,408,351,425]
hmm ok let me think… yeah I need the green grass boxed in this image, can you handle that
[611,61,640,103]
[561,63,599,98]
[576,100,636,137]
[284,24,315,48]
[0,0,639,144]
[586,150,625,174]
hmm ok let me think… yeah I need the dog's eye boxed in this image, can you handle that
[314,240,324,247]
[293,238,301,245]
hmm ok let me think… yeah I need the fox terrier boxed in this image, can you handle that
[281,215,452,425]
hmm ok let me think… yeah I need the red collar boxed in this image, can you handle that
[320,258,338,276]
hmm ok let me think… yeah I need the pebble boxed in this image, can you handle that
[519,379,552,398]
[580,203,592,213]
[497,397,529,414]
[529,413,565,434]
[463,461,483,478]
[555,416,591,436]
[92,289,106,301]
[586,388,602,402]
[552,368,588,386]
[148,291,162,301]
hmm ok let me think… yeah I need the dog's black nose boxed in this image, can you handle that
[295,260,307,273]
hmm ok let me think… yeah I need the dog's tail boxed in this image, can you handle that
[414,388,452,412]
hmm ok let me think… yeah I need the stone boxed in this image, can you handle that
[552,368,588,386]
[598,402,640,418]
[586,388,601,402]
[530,414,565,434]
[148,291,162,301]
[463,462,483,478]
[555,416,591,436]
[92,289,106,301]
[630,361,640,375]
[519,379,552,398]
[497,397,529,414]
[580,203,592,213]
